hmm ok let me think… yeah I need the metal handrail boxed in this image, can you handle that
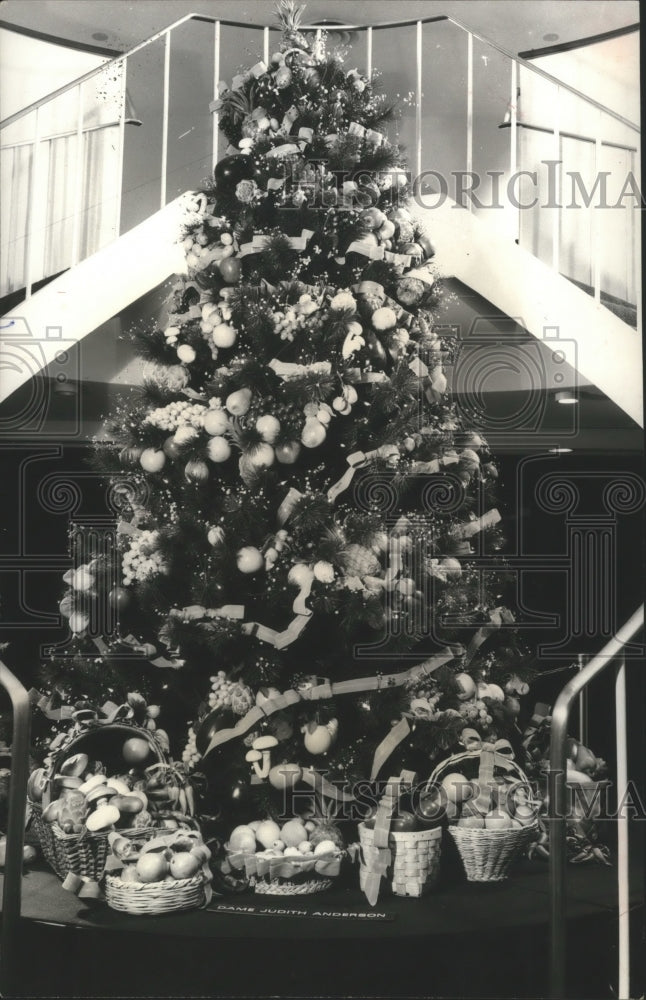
[0,12,639,132]
[0,661,31,996]
[548,604,644,999]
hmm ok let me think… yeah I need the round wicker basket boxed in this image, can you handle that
[31,804,109,881]
[32,722,167,881]
[54,722,165,776]
[428,747,538,883]
[224,843,343,896]
[447,823,538,882]
[104,871,207,914]
[253,876,334,895]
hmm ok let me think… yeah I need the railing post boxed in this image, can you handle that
[160,31,171,209]
[593,111,602,304]
[24,106,41,299]
[366,26,373,82]
[548,606,644,1000]
[70,83,85,267]
[552,87,561,274]
[212,20,221,169]
[415,21,422,179]
[549,701,569,998]
[263,26,269,67]
[631,148,641,331]
[510,59,519,243]
[466,32,473,211]
[114,61,127,240]
[0,662,31,997]
[577,653,588,746]
[615,655,630,1000]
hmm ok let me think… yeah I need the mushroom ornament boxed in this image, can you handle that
[245,734,279,780]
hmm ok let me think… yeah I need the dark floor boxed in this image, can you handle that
[1,852,644,999]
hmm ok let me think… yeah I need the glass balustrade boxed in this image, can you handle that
[0,14,639,325]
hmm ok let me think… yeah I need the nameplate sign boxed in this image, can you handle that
[209,903,394,921]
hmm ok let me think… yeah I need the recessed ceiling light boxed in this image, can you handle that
[555,390,578,405]
[548,446,573,454]
[92,32,109,41]
[543,33,559,42]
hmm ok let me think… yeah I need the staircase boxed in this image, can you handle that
[0,13,641,425]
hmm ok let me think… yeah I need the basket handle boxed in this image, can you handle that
[362,769,416,906]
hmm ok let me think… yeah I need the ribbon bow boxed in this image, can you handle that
[459,730,517,816]
[460,729,515,758]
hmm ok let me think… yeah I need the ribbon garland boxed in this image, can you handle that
[268,358,332,380]
[238,228,314,259]
[202,646,457,759]
[361,770,417,906]
[369,717,411,782]
[327,444,400,503]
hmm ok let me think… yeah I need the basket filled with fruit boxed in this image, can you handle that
[222,813,345,895]
[428,732,539,883]
[28,704,190,881]
[103,819,212,915]
[357,770,442,904]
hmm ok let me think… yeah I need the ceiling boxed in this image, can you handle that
[0,0,639,58]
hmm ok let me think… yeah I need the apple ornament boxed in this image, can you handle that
[207,436,231,462]
[236,546,264,574]
[140,448,166,473]
[441,772,474,804]
[275,440,301,464]
[219,256,242,284]
[454,672,477,700]
[176,343,196,364]
[212,323,237,349]
[256,415,281,443]
[268,763,303,791]
[247,443,275,468]
[203,409,230,436]
[484,809,513,830]
[185,459,209,482]
[302,721,334,755]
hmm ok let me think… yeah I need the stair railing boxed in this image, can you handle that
[0,661,31,996]
[0,13,639,310]
[548,603,644,999]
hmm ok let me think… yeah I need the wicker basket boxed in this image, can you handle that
[104,823,211,915]
[357,769,442,904]
[31,722,167,881]
[104,871,207,914]
[31,803,110,880]
[429,746,538,883]
[358,822,442,898]
[225,844,343,896]
[448,823,537,881]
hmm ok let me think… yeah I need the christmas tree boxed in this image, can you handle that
[43,1,534,838]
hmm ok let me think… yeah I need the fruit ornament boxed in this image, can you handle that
[522,704,611,865]
[427,737,540,882]
[28,699,195,855]
[104,826,213,914]
[221,798,345,894]
[0,836,38,869]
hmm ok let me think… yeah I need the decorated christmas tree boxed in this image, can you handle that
[41,1,534,841]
